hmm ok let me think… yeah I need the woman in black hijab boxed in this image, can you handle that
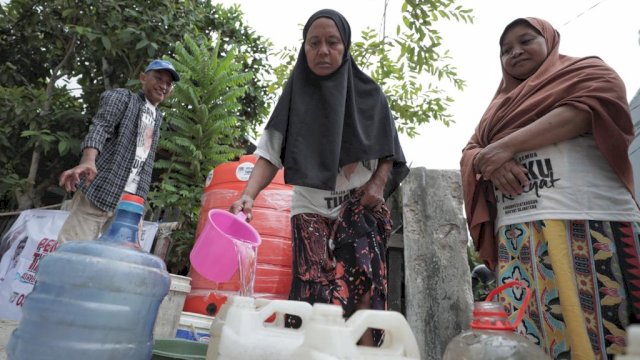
[230,8,408,346]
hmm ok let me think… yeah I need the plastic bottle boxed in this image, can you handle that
[7,194,171,360]
[442,280,550,360]
[289,303,420,359]
[616,325,640,359]
[206,295,313,360]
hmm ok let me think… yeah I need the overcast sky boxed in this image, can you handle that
[217,0,640,169]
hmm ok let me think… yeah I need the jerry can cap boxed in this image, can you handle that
[470,280,531,331]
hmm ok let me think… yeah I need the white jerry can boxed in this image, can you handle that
[616,325,640,360]
[205,295,313,360]
[288,303,421,360]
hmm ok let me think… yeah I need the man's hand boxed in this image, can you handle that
[59,163,98,192]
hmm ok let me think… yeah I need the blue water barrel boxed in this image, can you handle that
[7,194,171,360]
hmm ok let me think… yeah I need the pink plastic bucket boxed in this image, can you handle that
[189,209,261,282]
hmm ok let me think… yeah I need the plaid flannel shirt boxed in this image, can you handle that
[79,89,163,212]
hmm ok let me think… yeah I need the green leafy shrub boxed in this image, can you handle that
[147,34,250,273]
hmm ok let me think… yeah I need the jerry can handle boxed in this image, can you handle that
[345,310,420,358]
[258,299,313,329]
[485,280,532,330]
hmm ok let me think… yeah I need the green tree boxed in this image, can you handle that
[0,0,87,210]
[147,34,251,272]
[0,0,272,211]
[0,85,84,210]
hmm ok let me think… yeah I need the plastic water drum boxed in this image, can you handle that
[185,155,293,317]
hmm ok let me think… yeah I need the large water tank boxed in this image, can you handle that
[184,155,293,316]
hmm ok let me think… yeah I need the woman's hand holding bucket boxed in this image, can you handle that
[229,193,254,222]
[229,157,280,222]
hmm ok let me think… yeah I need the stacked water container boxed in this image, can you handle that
[205,296,421,360]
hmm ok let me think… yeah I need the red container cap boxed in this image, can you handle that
[470,308,513,330]
[470,280,532,331]
[121,193,144,205]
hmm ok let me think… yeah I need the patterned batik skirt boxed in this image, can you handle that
[286,192,392,345]
[496,219,640,360]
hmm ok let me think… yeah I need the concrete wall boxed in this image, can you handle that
[401,168,473,360]
[628,90,640,199]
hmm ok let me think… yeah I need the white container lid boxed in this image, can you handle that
[169,274,192,293]
[179,311,215,329]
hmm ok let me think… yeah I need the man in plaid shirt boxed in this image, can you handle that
[57,59,180,243]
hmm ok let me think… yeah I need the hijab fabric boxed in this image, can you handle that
[264,9,408,197]
[460,17,634,269]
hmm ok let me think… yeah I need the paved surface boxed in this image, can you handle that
[0,319,18,360]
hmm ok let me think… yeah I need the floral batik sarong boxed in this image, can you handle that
[497,220,640,360]
[286,192,391,345]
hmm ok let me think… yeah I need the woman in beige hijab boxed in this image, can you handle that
[461,17,639,359]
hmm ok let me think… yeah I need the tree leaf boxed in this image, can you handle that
[135,39,149,50]
[101,36,111,51]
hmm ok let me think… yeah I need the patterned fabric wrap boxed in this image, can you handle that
[286,191,392,345]
[497,219,640,360]
[80,89,162,212]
